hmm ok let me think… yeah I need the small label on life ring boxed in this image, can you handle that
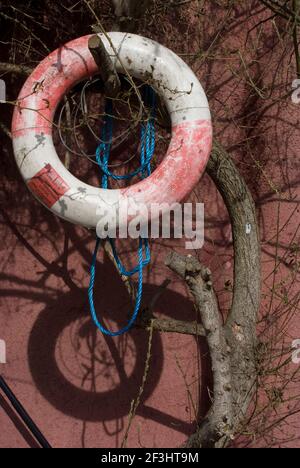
[28,164,70,208]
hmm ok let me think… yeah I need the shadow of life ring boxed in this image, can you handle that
[27,290,164,422]
[12,33,212,230]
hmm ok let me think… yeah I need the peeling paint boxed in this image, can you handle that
[12,33,212,230]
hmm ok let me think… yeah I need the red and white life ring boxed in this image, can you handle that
[12,33,212,229]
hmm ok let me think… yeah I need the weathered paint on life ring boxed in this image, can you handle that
[12,33,212,229]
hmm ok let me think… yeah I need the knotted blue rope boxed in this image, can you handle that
[88,86,156,336]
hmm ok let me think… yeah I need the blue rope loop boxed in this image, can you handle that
[89,85,156,336]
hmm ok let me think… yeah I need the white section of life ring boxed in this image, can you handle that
[12,33,212,229]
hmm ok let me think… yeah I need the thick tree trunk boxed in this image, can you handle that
[167,142,261,448]
[112,0,151,31]
[112,0,151,17]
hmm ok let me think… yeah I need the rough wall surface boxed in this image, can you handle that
[0,1,300,448]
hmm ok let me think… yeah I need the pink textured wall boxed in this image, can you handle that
[1,2,300,448]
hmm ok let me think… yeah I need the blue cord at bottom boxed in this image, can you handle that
[88,87,155,336]
[88,237,144,337]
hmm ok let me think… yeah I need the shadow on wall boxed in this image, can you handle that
[0,189,213,442]
[27,276,211,436]
[0,394,40,449]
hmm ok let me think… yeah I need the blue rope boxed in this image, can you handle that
[89,86,156,336]
[88,237,144,337]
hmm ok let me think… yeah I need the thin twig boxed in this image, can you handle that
[0,62,32,76]
[121,321,154,448]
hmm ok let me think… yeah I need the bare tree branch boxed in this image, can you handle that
[111,0,152,31]
[164,141,261,448]
[208,141,261,441]
[292,0,300,77]
[103,240,206,336]
[0,62,33,76]
[88,35,121,98]
[137,315,206,337]
[112,0,151,19]
[166,251,234,446]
